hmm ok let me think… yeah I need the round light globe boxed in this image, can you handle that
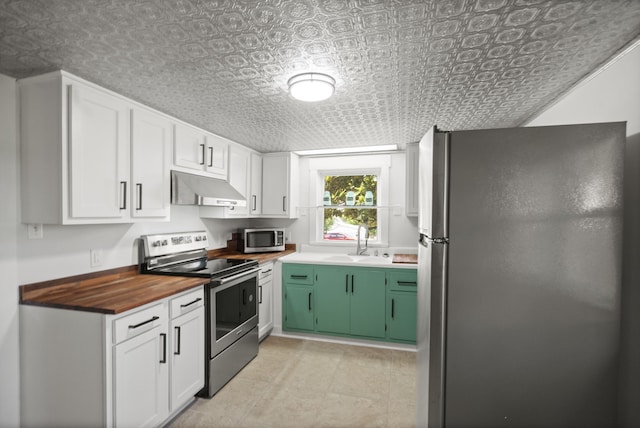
[288,73,335,102]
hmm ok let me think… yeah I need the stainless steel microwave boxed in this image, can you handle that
[241,228,285,253]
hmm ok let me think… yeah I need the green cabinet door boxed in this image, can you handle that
[350,268,386,338]
[283,285,314,331]
[315,266,350,334]
[387,291,417,342]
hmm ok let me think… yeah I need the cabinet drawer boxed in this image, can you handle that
[170,287,204,319]
[283,264,314,285]
[114,303,166,344]
[389,270,418,291]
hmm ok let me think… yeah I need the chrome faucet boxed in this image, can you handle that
[356,224,369,256]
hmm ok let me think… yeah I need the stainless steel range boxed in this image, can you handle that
[139,231,260,397]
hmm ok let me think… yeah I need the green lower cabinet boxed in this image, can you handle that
[282,263,417,344]
[387,291,417,342]
[315,266,386,339]
[315,267,350,334]
[283,285,314,331]
[282,263,316,332]
[350,268,386,338]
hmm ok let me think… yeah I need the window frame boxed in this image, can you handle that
[308,155,391,246]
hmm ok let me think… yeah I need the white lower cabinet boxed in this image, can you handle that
[169,290,205,412]
[258,262,274,340]
[20,286,204,428]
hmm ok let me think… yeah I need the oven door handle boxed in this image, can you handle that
[214,267,261,286]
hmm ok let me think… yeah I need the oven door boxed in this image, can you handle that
[209,267,260,357]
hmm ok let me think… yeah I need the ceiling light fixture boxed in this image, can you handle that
[294,144,398,156]
[288,72,335,102]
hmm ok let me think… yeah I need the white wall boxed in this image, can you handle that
[526,39,640,428]
[0,74,20,427]
[17,207,246,284]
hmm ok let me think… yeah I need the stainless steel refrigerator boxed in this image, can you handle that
[416,123,625,428]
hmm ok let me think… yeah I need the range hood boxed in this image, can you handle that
[171,170,246,207]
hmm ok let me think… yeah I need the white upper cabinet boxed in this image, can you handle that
[250,152,263,216]
[224,144,251,218]
[261,152,299,218]
[173,122,228,180]
[19,71,171,224]
[131,107,172,219]
[68,82,130,219]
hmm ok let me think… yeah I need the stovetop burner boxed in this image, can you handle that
[139,231,258,280]
[152,257,257,279]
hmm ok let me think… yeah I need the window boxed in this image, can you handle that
[308,154,390,245]
[322,174,378,241]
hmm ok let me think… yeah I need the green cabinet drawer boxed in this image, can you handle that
[283,264,314,285]
[389,270,417,292]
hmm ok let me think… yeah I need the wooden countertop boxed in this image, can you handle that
[20,266,206,315]
[208,244,296,264]
[19,245,296,315]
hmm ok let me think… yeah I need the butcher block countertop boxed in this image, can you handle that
[19,266,206,315]
[209,243,297,264]
[20,245,297,315]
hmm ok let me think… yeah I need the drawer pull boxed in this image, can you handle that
[180,297,202,308]
[174,326,181,355]
[397,281,417,286]
[291,275,308,279]
[128,315,159,330]
[160,333,167,364]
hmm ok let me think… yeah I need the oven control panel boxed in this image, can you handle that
[142,231,208,257]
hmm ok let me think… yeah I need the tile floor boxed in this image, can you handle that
[169,335,417,428]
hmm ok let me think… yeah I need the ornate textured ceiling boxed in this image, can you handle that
[1,1,639,153]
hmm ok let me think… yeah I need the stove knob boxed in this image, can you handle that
[162,239,168,246]
[152,240,161,247]
[202,235,207,241]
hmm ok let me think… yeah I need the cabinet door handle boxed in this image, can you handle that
[308,292,312,311]
[136,183,142,210]
[345,274,349,293]
[180,297,202,308]
[252,195,257,211]
[391,299,395,319]
[199,143,206,165]
[174,327,181,355]
[160,333,167,363]
[351,275,354,294]
[259,285,263,304]
[282,196,286,212]
[120,181,127,210]
[208,146,214,167]
[128,315,159,330]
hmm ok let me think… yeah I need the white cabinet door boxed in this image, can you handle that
[170,306,205,412]
[174,122,206,171]
[174,123,228,180]
[261,153,299,218]
[204,134,229,179]
[258,263,274,340]
[68,83,130,219]
[131,108,171,219]
[113,325,169,428]
[225,144,251,218]
[250,152,263,216]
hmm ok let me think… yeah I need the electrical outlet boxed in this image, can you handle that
[28,224,43,239]
[90,249,103,267]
